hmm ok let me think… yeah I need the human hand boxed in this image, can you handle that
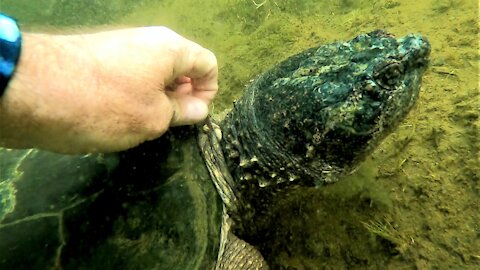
[0,27,218,153]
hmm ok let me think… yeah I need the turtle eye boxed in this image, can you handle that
[373,60,404,90]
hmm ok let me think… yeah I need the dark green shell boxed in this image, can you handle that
[0,126,222,269]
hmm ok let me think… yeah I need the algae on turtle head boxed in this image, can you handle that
[221,29,430,188]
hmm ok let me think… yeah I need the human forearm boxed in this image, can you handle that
[0,27,218,154]
[0,33,101,151]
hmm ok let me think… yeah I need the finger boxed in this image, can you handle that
[172,43,218,105]
[167,92,209,126]
[175,76,191,84]
[167,80,193,95]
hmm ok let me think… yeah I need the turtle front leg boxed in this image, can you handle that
[216,208,268,270]
[216,231,268,270]
[198,119,268,269]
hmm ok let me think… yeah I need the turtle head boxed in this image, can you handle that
[222,30,430,187]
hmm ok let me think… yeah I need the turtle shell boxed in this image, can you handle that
[0,126,222,269]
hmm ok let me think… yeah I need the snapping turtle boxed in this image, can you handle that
[0,30,430,269]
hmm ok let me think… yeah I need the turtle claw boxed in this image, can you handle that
[212,123,222,141]
[202,117,223,141]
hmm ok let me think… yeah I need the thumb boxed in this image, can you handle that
[168,95,209,126]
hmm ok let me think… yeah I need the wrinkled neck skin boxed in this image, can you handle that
[218,85,349,244]
[220,95,339,190]
[219,65,358,193]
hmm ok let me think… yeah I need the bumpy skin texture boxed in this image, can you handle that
[222,30,430,188]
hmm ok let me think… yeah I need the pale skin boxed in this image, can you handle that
[0,27,218,154]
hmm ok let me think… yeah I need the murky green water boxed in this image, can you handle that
[1,0,478,269]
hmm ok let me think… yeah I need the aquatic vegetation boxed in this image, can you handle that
[362,218,410,254]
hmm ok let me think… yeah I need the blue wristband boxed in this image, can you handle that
[0,13,22,96]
